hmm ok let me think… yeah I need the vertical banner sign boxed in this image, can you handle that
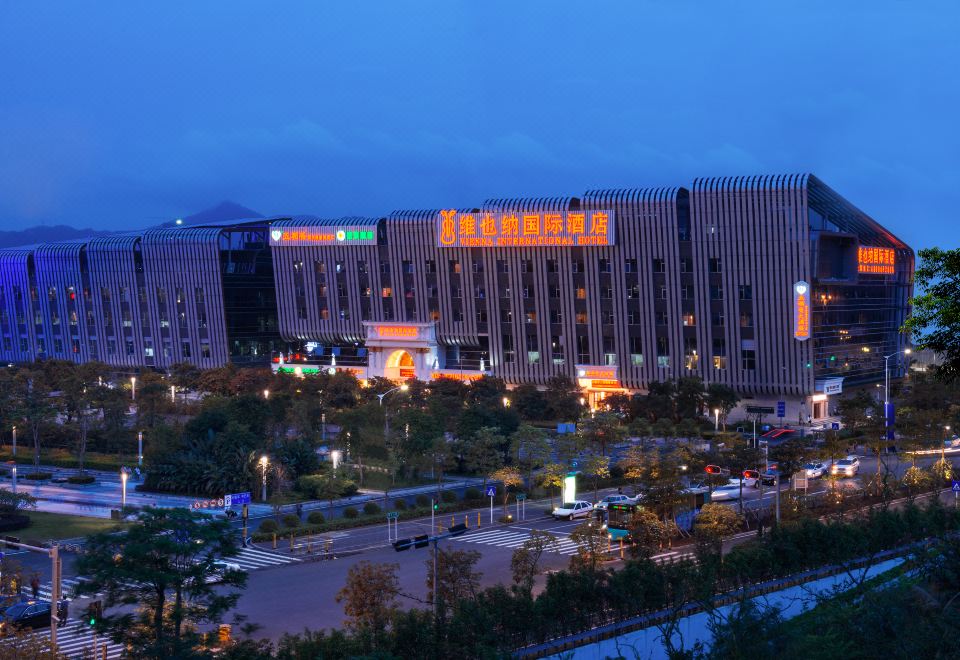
[793,281,811,341]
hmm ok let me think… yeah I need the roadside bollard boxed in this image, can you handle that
[619,539,624,560]
[272,533,277,550]
[477,511,481,528]
[450,516,454,528]
[465,515,469,528]
[325,539,333,557]
[307,537,313,554]
[289,533,294,552]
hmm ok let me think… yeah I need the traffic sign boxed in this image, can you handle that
[776,401,786,418]
[516,493,527,501]
[386,511,400,519]
[225,491,251,507]
[485,485,496,497]
[831,422,840,430]
[952,481,960,493]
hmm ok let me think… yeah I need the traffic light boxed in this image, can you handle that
[704,465,722,475]
[432,500,439,512]
[87,600,102,626]
[413,534,430,549]
[392,538,414,552]
[448,523,467,537]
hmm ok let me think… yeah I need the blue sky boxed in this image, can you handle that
[0,1,957,249]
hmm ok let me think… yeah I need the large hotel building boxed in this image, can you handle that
[0,174,912,421]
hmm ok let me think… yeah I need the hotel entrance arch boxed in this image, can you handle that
[385,349,416,380]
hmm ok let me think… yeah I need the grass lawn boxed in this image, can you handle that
[20,512,129,544]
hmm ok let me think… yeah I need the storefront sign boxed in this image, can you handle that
[436,209,615,248]
[269,225,377,246]
[858,246,895,275]
[430,371,485,382]
[376,326,419,339]
[793,281,811,341]
[576,366,618,380]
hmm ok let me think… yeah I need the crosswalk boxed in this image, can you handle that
[231,546,301,570]
[452,529,583,556]
[10,622,123,659]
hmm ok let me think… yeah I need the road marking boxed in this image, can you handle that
[9,621,124,659]
[453,529,582,555]
[231,546,302,571]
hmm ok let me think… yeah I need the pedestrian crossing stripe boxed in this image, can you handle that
[10,622,124,659]
[453,529,583,556]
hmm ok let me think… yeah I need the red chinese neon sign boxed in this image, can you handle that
[858,246,895,275]
[436,210,615,247]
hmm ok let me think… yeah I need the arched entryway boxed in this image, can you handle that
[385,349,416,380]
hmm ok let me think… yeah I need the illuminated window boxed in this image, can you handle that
[576,312,588,325]
[381,287,393,298]
[360,287,371,297]
[525,311,536,324]
[632,353,644,367]
[657,356,671,368]
[576,288,586,299]
[683,313,696,326]
[449,260,461,274]
[293,260,304,273]
[430,310,440,321]
[320,309,330,320]
[713,356,727,369]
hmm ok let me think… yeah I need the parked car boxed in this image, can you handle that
[710,479,744,501]
[803,462,826,479]
[0,600,68,635]
[830,456,860,477]
[594,494,634,511]
[741,470,761,488]
[759,463,781,486]
[552,501,595,520]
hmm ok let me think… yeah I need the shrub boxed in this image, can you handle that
[23,472,53,481]
[258,519,278,534]
[295,474,328,497]
[67,475,96,485]
[343,506,359,519]
[441,490,457,504]
[307,511,325,524]
[464,487,481,501]
[415,494,431,508]
[393,499,408,510]
[363,502,381,516]
[338,480,359,498]
[282,514,301,529]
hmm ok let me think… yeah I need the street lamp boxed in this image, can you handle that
[130,376,137,401]
[259,455,269,502]
[714,408,720,432]
[944,425,953,463]
[502,397,510,408]
[137,430,143,468]
[170,385,176,403]
[331,450,341,472]
[263,389,270,400]
[376,383,409,406]
[11,426,16,457]
[11,464,16,494]
[120,469,128,510]
[883,348,912,439]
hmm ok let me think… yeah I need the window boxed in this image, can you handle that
[182,342,192,358]
[652,258,665,273]
[709,257,721,273]
[426,260,437,274]
[601,287,613,299]
[713,355,727,369]
[682,285,694,300]
[401,260,413,274]
[601,310,614,325]
[293,260,304,273]
[740,313,753,328]
[449,260,461,274]
[525,311,536,323]
[547,259,559,273]
[379,261,389,274]
[625,258,638,273]
[550,310,563,324]
[475,287,486,299]
[453,309,463,322]
[627,285,640,299]
[712,310,725,327]
[739,284,753,300]
[680,258,693,273]
[357,260,368,275]
[549,287,560,299]
[712,338,726,369]
[741,349,756,370]
[656,311,668,325]
[710,284,723,300]
[472,260,483,273]
[598,259,611,273]
[658,286,668,300]
[628,312,640,325]
[576,312,588,325]
[521,260,532,273]
[501,309,513,324]
[522,287,531,299]
[682,313,695,326]
[630,338,644,366]
[572,260,584,273]
[576,288,587,299]
[451,286,461,298]
[496,260,509,274]
[476,309,487,323]
[201,343,211,358]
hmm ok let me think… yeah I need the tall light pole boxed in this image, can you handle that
[714,408,720,432]
[11,426,15,457]
[883,348,911,441]
[376,383,409,407]
[263,389,270,400]
[11,463,16,494]
[944,425,952,463]
[120,469,128,510]
[259,455,269,502]
[378,384,410,454]
[130,376,137,401]
[170,385,176,403]
[137,430,143,468]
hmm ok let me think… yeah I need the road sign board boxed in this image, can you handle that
[225,492,251,506]
[516,493,527,501]
[485,486,496,497]
[831,422,840,430]
[952,481,960,493]
[776,401,786,417]
[386,511,400,519]
[746,406,775,415]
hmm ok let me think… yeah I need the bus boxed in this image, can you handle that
[603,486,709,542]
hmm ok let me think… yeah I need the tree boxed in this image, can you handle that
[628,418,652,450]
[336,561,399,636]
[903,247,960,382]
[539,463,567,508]
[651,418,675,443]
[510,530,559,592]
[675,376,705,419]
[628,507,670,558]
[510,384,548,421]
[693,503,742,557]
[75,508,246,659]
[543,375,585,421]
[461,427,505,490]
[509,424,550,489]
[581,454,610,503]
[426,548,482,609]
[12,370,56,473]
[576,411,625,456]
[336,402,385,487]
[771,439,809,491]
[490,466,522,517]
[569,521,608,573]
[617,445,646,490]
[0,489,36,516]
[705,383,740,427]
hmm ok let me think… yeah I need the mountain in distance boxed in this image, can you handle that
[152,201,263,228]
[0,225,114,249]
[0,201,263,248]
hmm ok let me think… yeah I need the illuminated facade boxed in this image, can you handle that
[0,174,913,421]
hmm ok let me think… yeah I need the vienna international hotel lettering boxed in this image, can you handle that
[437,210,615,248]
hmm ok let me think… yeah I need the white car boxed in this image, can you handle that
[803,462,826,479]
[830,456,860,477]
[207,560,243,584]
[553,500,595,520]
[594,494,634,511]
[709,479,744,501]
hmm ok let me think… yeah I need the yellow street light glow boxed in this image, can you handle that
[400,384,409,392]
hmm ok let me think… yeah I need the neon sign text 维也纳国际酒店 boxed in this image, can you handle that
[436,210,615,248]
